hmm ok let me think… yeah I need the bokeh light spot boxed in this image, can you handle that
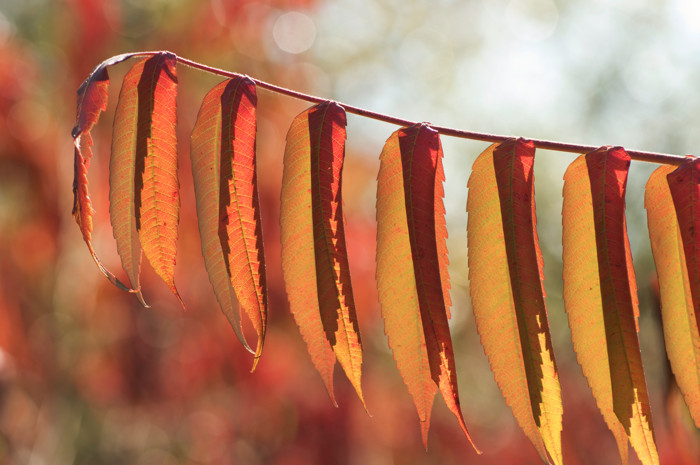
[273,12,316,54]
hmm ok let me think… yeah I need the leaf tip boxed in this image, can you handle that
[170,284,186,311]
[420,420,430,451]
[250,355,261,373]
[132,288,149,308]
[88,246,140,295]
[456,416,482,454]
[328,389,338,408]
[249,336,265,373]
[354,386,370,415]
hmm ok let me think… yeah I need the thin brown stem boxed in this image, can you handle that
[116,52,691,165]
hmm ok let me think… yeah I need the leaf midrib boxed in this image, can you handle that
[593,152,655,463]
[144,54,172,270]
[311,103,359,376]
[402,126,441,393]
[224,79,265,321]
[499,147,546,426]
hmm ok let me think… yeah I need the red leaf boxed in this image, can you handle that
[377,124,477,450]
[110,59,145,305]
[190,77,268,369]
[72,59,134,293]
[667,158,700,339]
[563,147,658,465]
[280,101,364,406]
[111,52,183,307]
[645,163,700,428]
[467,139,561,464]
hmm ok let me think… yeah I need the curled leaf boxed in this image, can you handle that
[72,59,134,293]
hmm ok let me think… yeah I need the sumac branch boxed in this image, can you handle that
[73,51,699,465]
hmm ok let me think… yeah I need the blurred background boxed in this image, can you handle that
[1,0,699,463]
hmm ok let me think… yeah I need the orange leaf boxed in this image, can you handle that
[377,124,477,450]
[467,138,561,464]
[563,147,658,465]
[111,52,182,307]
[190,77,268,369]
[280,101,363,406]
[110,59,146,305]
[646,162,700,427]
[668,158,700,339]
[72,57,134,293]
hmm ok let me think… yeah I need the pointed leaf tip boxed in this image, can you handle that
[378,124,477,451]
[281,101,364,407]
[110,52,181,308]
[191,76,268,366]
[563,147,658,465]
[468,138,561,464]
[307,101,364,407]
[134,53,181,305]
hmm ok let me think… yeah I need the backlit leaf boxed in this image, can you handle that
[647,162,700,427]
[111,52,183,307]
[191,77,268,369]
[377,124,477,450]
[72,59,134,294]
[668,158,700,340]
[563,147,658,465]
[467,138,561,464]
[280,101,363,406]
[71,50,698,460]
[110,59,146,305]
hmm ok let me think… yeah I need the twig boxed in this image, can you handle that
[102,51,691,166]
